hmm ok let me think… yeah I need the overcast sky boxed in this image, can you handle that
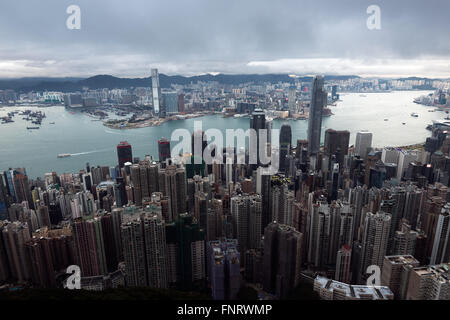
[0,0,449,78]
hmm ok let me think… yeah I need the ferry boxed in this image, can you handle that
[57,153,71,158]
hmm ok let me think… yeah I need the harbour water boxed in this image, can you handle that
[0,90,440,178]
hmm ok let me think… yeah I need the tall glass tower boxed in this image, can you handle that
[151,68,165,117]
[279,123,292,172]
[307,75,327,158]
[250,108,266,166]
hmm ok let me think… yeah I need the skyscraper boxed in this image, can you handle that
[0,174,9,220]
[72,217,108,277]
[165,213,206,290]
[393,220,418,256]
[178,93,185,113]
[397,150,417,180]
[250,108,266,166]
[354,131,373,159]
[324,129,350,166]
[194,192,208,231]
[381,255,419,299]
[121,211,147,286]
[279,124,292,173]
[164,164,187,222]
[117,141,132,169]
[288,86,296,114]
[10,168,33,209]
[406,263,450,300]
[158,138,171,162]
[208,239,241,300]
[143,213,168,288]
[307,199,331,268]
[307,75,327,159]
[359,211,391,282]
[258,169,272,232]
[230,194,262,256]
[36,203,51,228]
[263,222,303,299]
[1,220,31,283]
[335,244,352,283]
[270,175,294,226]
[25,226,74,288]
[151,68,164,117]
[381,147,400,164]
[163,92,179,115]
[430,203,450,265]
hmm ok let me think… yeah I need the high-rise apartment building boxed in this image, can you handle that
[270,175,294,226]
[393,220,418,256]
[381,255,420,299]
[359,211,391,282]
[143,213,168,288]
[335,244,352,283]
[1,220,31,283]
[164,164,187,222]
[230,194,262,256]
[308,199,331,268]
[263,222,303,298]
[72,217,108,277]
[25,226,74,288]
[208,239,241,300]
[406,263,450,300]
[165,213,205,290]
[121,210,146,286]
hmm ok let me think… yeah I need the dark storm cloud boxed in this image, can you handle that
[0,0,449,77]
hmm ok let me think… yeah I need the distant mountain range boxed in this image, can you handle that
[0,74,446,93]
[0,74,361,92]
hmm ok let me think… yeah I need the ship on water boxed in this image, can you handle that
[57,153,71,158]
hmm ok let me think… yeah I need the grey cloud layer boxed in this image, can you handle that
[0,0,449,77]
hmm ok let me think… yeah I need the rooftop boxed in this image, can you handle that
[385,255,420,265]
[314,275,393,300]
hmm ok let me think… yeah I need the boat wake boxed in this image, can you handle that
[104,129,149,137]
[70,148,110,156]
